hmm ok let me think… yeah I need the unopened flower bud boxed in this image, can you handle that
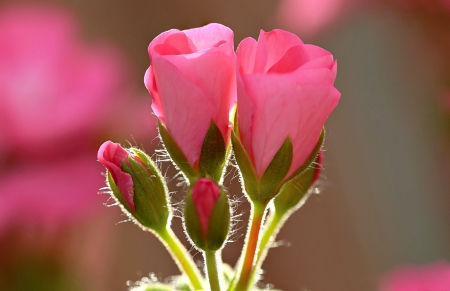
[98,141,170,232]
[184,178,230,251]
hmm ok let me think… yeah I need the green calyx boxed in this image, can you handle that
[108,148,171,232]
[158,120,197,184]
[158,120,228,185]
[184,189,231,252]
[232,127,325,205]
[284,128,325,184]
[199,120,228,183]
[273,156,317,215]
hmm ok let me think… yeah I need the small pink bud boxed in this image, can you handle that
[192,178,220,235]
[97,141,135,210]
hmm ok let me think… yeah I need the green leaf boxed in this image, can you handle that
[158,120,197,183]
[231,131,259,201]
[284,127,325,183]
[199,120,227,182]
[259,137,293,203]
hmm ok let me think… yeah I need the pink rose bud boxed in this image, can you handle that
[184,178,230,251]
[192,178,221,235]
[379,260,450,291]
[236,29,340,179]
[98,141,170,231]
[144,23,236,170]
[98,141,135,210]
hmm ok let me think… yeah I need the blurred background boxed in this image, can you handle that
[0,0,449,290]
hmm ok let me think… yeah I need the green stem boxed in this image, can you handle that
[157,228,205,290]
[229,203,267,291]
[249,210,285,287]
[205,251,222,291]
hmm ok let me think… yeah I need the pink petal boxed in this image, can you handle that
[144,67,165,124]
[192,178,220,235]
[151,55,216,165]
[98,141,135,210]
[161,51,236,140]
[237,37,258,75]
[243,73,340,177]
[148,29,195,57]
[267,45,310,74]
[183,23,234,53]
[254,29,305,73]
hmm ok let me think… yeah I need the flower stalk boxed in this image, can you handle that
[157,228,205,291]
[229,202,267,291]
[205,251,223,291]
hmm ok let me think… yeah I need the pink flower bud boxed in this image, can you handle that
[379,260,450,291]
[191,178,220,235]
[97,141,135,210]
[236,29,340,178]
[144,23,236,167]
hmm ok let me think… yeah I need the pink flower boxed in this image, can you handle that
[0,155,105,238]
[144,23,236,166]
[236,29,340,177]
[192,178,220,235]
[275,0,351,37]
[379,260,450,291]
[97,141,136,210]
[0,3,129,159]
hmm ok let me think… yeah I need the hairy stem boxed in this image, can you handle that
[205,251,222,291]
[229,202,267,291]
[249,210,286,287]
[157,228,205,290]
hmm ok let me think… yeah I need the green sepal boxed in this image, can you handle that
[273,159,316,215]
[158,120,197,183]
[206,190,231,250]
[184,190,230,252]
[284,127,325,183]
[231,131,259,200]
[258,137,293,204]
[199,120,227,182]
[117,153,171,232]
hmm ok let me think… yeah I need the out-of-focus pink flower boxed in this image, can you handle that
[275,0,352,37]
[192,178,220,234]
[0,4,128,159]
[379,260,450,291]
[236,29,340,177]
[144,23,236,166]
[98,141,136,210]
[0,155,105,238]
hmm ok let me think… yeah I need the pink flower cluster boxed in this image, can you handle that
[0,4,146,238]
[144,23,340,179]
[380,260,450,291]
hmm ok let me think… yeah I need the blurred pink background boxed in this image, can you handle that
[0,0,449,290]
